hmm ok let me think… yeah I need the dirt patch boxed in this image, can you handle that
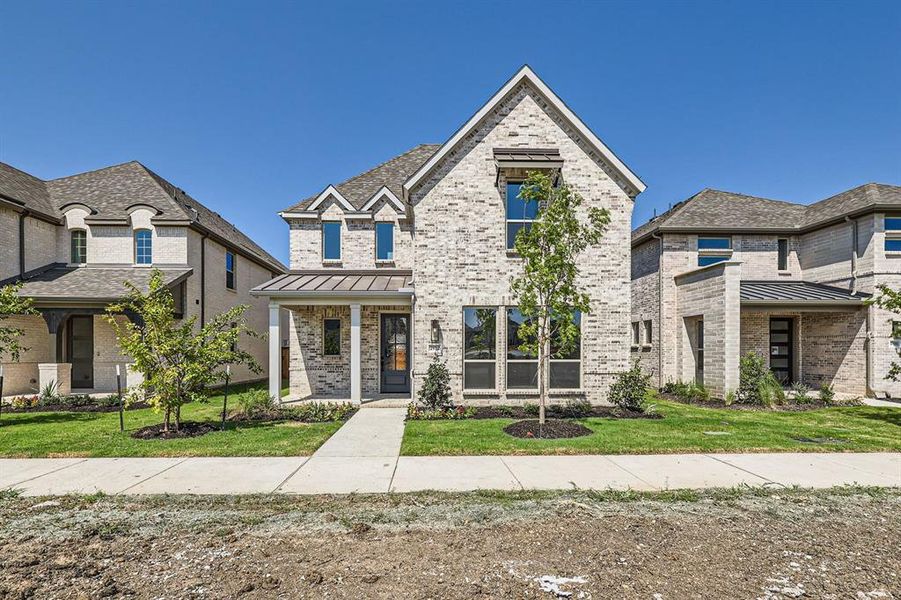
[131,421,218,439]
[0,488,897,599]
[504,419,593,439]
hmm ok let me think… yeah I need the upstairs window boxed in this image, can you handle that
[134,229,152,265]
[322,222,341,261]
[463,307,497,389]
[777,238,789,270]
[226,250,236,290]
[70,230,87,264]
[697,236,732,266]
[643,320,653,345]
[375,222,394,261]
[631,322,641,346]
[506,181,539,250]
[885,216,901,252]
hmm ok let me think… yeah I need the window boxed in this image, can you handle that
[134,229,152,265]
[694,320,705,385]
[323,318,341,355]
[506,308,538,388]
[643,320,653,345]
[777,238,788,271]
[697,236,732,267]
[631,322,641,346]
[893,321,901,340]
[463,307,496,389]
[550,311,581,389]
[506,181,539,250]
[375,222,394,261]
[885,216,901,252]
[322,222,341,261]
[70,230,87,264]
[225,251,236,290]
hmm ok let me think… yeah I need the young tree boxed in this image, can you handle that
[869,285,901,381]
[107,269,261,432]
[0,282,38,363]
[510,171,610,427]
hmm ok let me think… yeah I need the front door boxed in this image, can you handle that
[769,317,793,385]
[380,313,410,393]
[68,315,94,389]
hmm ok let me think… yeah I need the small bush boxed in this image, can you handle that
[39,380,61,405]
[790,381,812,403]
[236,389,277,418]
[663,379,709,403]
[9,395,39,409]
[495,405,514,417]
[738,352,784,406]
[286,402,355,422]
[406,403,476,420]
[550,398,593,418]
[417,358,452,410]
[724,389,737,405]
[608,362,651,412]
[523,403,540,417]
[819,382,836,404]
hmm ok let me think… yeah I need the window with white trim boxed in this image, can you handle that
[506,181,539,250]
[697,236,732,266]
[631,322,641,346]
[134,229,152,265]
[322,222,341,261]
[225,251,236,290]
[777,238,789,271]
[375,222,394,261]
[643,320,652,346]
[463,307,496,389]
[884,216,901,252]
[506,308,538,388]
[550,311,581,389]
[70,229,87,264]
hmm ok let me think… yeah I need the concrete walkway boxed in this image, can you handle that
[1,452,898,496]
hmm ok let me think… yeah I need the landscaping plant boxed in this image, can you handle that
[737,352,785,406]
[107,269,261,432]
[417,357,452,410]
[0,282,38,363]
[662,380,710,403]
[819,382,836,404]
[510,170,610,425]
[790,381,812,403]
[608,362,651,412]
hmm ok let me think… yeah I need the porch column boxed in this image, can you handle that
[350,303,361,403]
[268,301,281,402]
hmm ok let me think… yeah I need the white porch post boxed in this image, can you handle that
[350,303,362,404]
[268,301,281,402]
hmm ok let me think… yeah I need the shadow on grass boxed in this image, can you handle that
[0,411,104,427]
[848,407,901,427]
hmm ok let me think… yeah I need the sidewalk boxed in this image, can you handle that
[1,452,898,496]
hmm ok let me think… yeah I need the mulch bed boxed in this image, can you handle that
[503,419,593,439]
[659,393,854,412]
[131,421,219,440]
[226,408,358,424]
[459,406,659,420]
[2,401,149,414]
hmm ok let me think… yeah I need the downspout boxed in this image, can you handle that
[18,211,28,277]
[200,234,208,326]
[845,216,858,295]
[846,216,872,395]
[651,232,664,388]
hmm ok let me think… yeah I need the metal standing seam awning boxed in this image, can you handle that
[493,147,564,169]
[740,281,870,307]
[251,270,413,303]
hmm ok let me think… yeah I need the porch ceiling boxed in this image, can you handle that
[740,281,870,306]
[252,269,413,301]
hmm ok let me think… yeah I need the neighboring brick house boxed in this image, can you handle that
[254,66,645,404]
[0,161,286,396]
[630,184,901,398]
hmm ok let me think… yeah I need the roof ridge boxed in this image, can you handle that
[699,187,800,206]
[335,143,439,190]
[46,160,143,182]
[0,161,49,184]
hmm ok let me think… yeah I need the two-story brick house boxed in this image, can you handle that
[0,160,286,396]
[254,66,645,404]
[631,184,901,398]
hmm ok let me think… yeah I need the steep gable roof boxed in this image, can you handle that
[0,162,58,220]
[403,65,646,199]
[283,144,439,213]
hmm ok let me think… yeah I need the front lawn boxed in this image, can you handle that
[401,398,901,455]
[0,385,343,458]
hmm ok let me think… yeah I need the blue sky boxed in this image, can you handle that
[2,1,899,265]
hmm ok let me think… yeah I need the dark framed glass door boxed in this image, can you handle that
[67,315,94,389]
[769,317,793,385]
[380,313,410,393]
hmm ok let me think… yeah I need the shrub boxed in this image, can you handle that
[550,398,593,418]
[39,380,61,405]
[417,358,452,410]
[819,382,836,404]
[236,389,277,418]
[57,394,94,408]
[406,403,476,420]
[523,403,540,417]
[10,395,39,409]
[738,352,784,406]
[663,379,709,403]
[608,362,651,412]
[495,406,514,417]
[286,402,355,422]
[724,389,737,406]
[790,381,812,403]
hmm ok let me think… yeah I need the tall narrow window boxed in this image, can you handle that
[323,318,341,355]
[550,311,581,389]
[134,229,152,265]
[694,320,705,385]
[777,238,788,271]
[643,320,653,345]
[226,250,236,290]
[885,216,901,252]
[697,236,732,266]
[70,230,87,264]
[463,307,496,389]
[631,322,641,346]
[506,308,538,388]
[375,222,394,261]
[506,181,539,250]
[322,222,341,261]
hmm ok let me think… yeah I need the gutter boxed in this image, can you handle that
[200,234,207,326]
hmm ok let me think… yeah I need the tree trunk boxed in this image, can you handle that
[175,405,181,432]
[164,407,171,433]
[538,316,548,431]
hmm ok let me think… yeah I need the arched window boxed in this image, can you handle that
[134,229,152,265]
[70,229,87,264]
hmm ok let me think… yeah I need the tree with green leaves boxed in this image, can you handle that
[510,171,610,427]
[107,269,261,432]
[0,282,38,363]
[869,285,901,381]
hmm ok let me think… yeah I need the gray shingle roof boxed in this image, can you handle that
[16,265,192,302]
[284,144,439,212]
[633,183,901,244]
[0,160,285,273]
[252,270,413,296]
[740,281,870,304]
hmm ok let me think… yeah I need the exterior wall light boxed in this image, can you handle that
[430,319,441,344]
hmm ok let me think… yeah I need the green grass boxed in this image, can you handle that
[0,384,343,458]
[401,398,901,456]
